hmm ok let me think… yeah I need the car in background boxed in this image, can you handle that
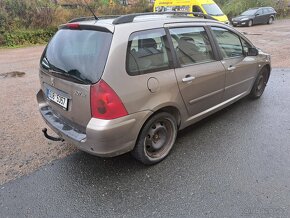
[232,7,277,27]
[153,0,229,24]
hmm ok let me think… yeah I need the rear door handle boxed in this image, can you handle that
[227,66,236,71]
[182,76,195,83]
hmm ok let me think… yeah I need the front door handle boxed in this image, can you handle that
[227,66,236,71]
[182,76,195,83]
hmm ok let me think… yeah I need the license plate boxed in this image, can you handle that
[47,89,68,109]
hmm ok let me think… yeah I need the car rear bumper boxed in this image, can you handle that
[37,90,151,157]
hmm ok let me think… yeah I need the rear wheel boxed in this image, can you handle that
[249,68,269,99]
[131,112,177,165]
[268,17,274,24]
[248,20,253,27]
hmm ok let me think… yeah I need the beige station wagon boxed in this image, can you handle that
[37,12,271,165]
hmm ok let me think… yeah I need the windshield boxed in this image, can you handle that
[202,4,224,16]
[41,29,112,84]
[241,9,258,16]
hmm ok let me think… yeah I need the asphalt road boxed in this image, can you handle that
[1,69,290,218]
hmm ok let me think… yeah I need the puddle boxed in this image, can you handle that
[0,71,26,79]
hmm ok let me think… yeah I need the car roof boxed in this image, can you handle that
[248,7,274,10]
[80,16,218,25]
[65,13,222,32]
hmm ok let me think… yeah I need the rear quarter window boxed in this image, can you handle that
[126,28,172,76]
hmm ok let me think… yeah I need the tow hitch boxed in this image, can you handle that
[42,128,64,142]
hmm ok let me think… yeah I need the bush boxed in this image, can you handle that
[0,9,8,31]
[0,0,151,47]
[1,28,57,47]
[128,0,154,13]
[1,0,55,29]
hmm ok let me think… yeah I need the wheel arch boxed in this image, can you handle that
[155,106,182,128]
[135,105,181,141]
[268,16,275,24]
[261,64,271,83]
[142,105,182,130]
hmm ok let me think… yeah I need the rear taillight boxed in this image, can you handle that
[90,80,128,120]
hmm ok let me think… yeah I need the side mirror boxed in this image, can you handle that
[255,13,260,16]
[247,47,259,56]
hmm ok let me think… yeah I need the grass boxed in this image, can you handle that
[0,43,46,49]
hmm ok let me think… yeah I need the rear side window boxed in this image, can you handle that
[41,29,112,84]
[126,29,171,76]
[266,8,274,13]
[211,27,243,58]
[169,27,215,66]
[269,8,275,13]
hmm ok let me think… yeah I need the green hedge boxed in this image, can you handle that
[0,28,57,47]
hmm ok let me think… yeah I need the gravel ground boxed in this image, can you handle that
[236,19,290,68]
[0,19,290,185]
[0,46,77,185]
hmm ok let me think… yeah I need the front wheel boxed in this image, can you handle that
[268,17,274,24]
[131,112,177,165]
[248,20,253,27]
[249,68,269,99]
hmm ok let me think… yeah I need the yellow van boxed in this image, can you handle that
[153,0,229,23]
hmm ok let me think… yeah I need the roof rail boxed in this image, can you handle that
[112,12,216,25]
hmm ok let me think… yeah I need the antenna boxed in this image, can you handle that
[82,0,98,20]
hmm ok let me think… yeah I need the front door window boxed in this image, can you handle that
[169,27,215,66]
[211,27,243,59]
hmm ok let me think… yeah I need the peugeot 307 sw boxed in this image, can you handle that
[37,12,271,165]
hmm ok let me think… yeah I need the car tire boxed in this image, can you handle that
[249,67,269,99]
[248,20,253,27]
[268,17,274,24]
[131,112,177,165]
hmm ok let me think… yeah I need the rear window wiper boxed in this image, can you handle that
[48,69,91,85]
[41,57,91,84]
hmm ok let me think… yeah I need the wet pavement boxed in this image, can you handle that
[1,68,290,217]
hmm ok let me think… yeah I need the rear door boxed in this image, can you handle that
[210,26,258,100]
[261,8,269,23]
[254,9,264,24]
[167,24,226,117]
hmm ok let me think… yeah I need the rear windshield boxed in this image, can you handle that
[41,29,112,84]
